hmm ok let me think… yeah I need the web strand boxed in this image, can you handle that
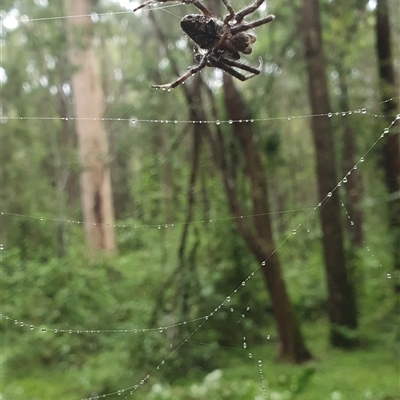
[2,114,398,399]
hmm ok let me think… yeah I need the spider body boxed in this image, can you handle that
[180,15,222,50]
[181,15,256,60]
[133,0,275,89]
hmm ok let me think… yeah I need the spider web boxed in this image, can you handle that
[1,2,399,399]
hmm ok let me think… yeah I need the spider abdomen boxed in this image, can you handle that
[181,14,222,50]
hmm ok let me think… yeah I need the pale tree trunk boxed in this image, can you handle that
[301,0,358,348]
[376,0,400,292]
[64,0,116,254]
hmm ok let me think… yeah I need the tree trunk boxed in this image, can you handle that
[64,0,116,254]
[300,0,358,348]
[376,0,400,292]
[336,65,365,302]
[220,75,312,363]
[148,9,311,363]
[336,68,364,248]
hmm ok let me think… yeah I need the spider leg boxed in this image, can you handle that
[219,55,263,75]
[221,0,235,24]
[234,0,265,23]
[182,0,212,16]
[133,0,212,16]
[152,54,209,89]
[209,55,261,81]
[230,14,275,35]
[133,0,174,12]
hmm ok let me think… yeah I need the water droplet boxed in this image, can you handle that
[246,306,250,311]
[387,273,392,279]
[328,112,332,118]
[216,120,221,125]
[396,114,400,120]
[69,329,72,334]
[343,177,348,183]
[327,192,332,197]
[261,261,266,266]
[342,112,346,116]
[292,229,296,235]
[362,108,366,114]
[55,329,58,333]
[318,202,322,207]
[174,120,178,124]
[258,360,262,366]
[384,128,389,134]
[228,119,233,124]
[353,165,357,170]
[243,342,247,349]
[41,327,47,333]
[249,352,253,358]
[158,327,163,333]
[30,325,34,330]
[360,157,364,162]
[226,296,231,302]
[267,334,270,340]
[287,116,291,120]
[241,281,246,286]
[230,307,234,312]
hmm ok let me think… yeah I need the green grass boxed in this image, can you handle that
[4,322,399,400]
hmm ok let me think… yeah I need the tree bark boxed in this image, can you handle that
[64,0,116,254]
[148,9,311,363]
[301,0,358,347]
[220,75,312,363]
[336,65,364,301]
[376,0,400,291]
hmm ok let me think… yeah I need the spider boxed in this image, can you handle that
[133,0,275,89]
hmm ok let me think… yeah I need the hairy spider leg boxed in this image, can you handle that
[221,0,236,24]
[209,55,262,81]
[230,14,275,35]
[209,57,256,81]
[235,0,266,23]
[151,51,210,89]
[219,55,263,75]
[133,0,212,16]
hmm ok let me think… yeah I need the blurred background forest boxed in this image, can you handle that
[1,0,399,399]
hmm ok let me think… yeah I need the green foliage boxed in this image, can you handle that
[2,0,399,399]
